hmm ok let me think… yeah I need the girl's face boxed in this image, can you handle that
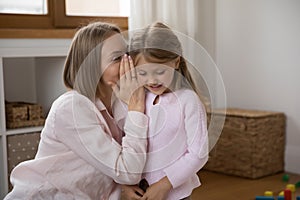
[100,33,127,88]
[135,55,180,95]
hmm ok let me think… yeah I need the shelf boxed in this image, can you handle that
[0,39,72,58]
[0,38,70,198]
[6,126,44,136]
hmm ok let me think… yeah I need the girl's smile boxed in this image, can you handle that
[145,83,165,94]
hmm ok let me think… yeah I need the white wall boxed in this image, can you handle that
[216,0,300,174]
[3,58,37,103]
[3,57,66,116]
[35,57,66,115]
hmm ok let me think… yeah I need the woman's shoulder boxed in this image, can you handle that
[52,90,73,107]
[51,90,93,112]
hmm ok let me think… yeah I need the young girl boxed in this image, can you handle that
[122,22,209,200]
[4,22,148,200]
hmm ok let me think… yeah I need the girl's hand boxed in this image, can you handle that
[140,177,172,200]
[111,54,145,112]
[121,185,144,200]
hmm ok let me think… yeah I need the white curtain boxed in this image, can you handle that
[128,0,218,102]
[129,0,194,37]
[129,0,227,151]
[129,0,215,55]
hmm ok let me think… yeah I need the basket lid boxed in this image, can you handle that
[208,108,284,118]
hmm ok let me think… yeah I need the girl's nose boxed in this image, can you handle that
[147,75,158,85]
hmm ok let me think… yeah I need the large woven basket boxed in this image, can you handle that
[205,108,286,179]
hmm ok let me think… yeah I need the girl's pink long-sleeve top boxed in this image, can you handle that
[143,89,209,200]
[4,90,148,200]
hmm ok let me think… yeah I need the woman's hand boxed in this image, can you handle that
[140,176,172,200]
[121,185,144,200]
[111,54,145,113]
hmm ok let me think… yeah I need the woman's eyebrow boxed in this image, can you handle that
[111,51,125,56]
[108,51,125,59]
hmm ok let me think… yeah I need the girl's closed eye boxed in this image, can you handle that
[156,69,165,75]
[138,70,147,76]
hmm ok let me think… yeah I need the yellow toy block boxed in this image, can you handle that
[286,184,296,192]
[278,191,284,196]
[264,191,273,196]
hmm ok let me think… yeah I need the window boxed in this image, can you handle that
[65,0,129,17]
[0,0,48,15]
[0,0,128,30]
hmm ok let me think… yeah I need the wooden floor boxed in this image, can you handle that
[191,170,300,200]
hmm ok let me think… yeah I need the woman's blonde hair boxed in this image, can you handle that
[129,22,203,100]
[63,22,121,100]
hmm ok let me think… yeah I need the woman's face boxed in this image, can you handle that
[100,33,127,89]
[135,55,179,95]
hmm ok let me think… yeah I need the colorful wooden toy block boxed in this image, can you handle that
[278,191,284,196]
[286,184,296,192]
[255,196,275,200]
[255,176,300,200]
[264,191,274,196]
[284,189,291,200]
[282,174,290,182]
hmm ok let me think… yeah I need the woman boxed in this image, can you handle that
[5,22,148,200]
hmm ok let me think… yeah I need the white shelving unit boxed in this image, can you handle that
[0,39,71,198]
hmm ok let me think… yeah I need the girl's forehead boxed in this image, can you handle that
[135,54,161,64]
[135,62,174,72]
[135,54,176,69]
[135,53,176,64]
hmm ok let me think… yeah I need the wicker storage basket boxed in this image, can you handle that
[7,132,41,190]
[205,108,286,179]
[6,119,45,129]
[5,103,28,122]
[5,102,45,129]
[27,104,43,120]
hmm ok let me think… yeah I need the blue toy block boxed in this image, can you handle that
[296,196,300,200]
[255,196,275,200]
[277,196,284,200]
